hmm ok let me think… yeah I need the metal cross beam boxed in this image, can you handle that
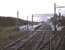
[56,6,65,8]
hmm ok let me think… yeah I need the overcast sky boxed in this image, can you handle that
[0,0,65,22]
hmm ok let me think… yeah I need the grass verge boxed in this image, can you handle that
[0,26,27,49]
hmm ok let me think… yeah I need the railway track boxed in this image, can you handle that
[3,24,65,50]
[3,31,39,50]
[18,31,65,50]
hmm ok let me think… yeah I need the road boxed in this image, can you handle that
[3,23,65,50]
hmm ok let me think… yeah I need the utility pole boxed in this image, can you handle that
[54,3,56,15]
[16,10,19,31]
[54,3,57,31]
[32,14,33,30]
[27,16,28,30]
